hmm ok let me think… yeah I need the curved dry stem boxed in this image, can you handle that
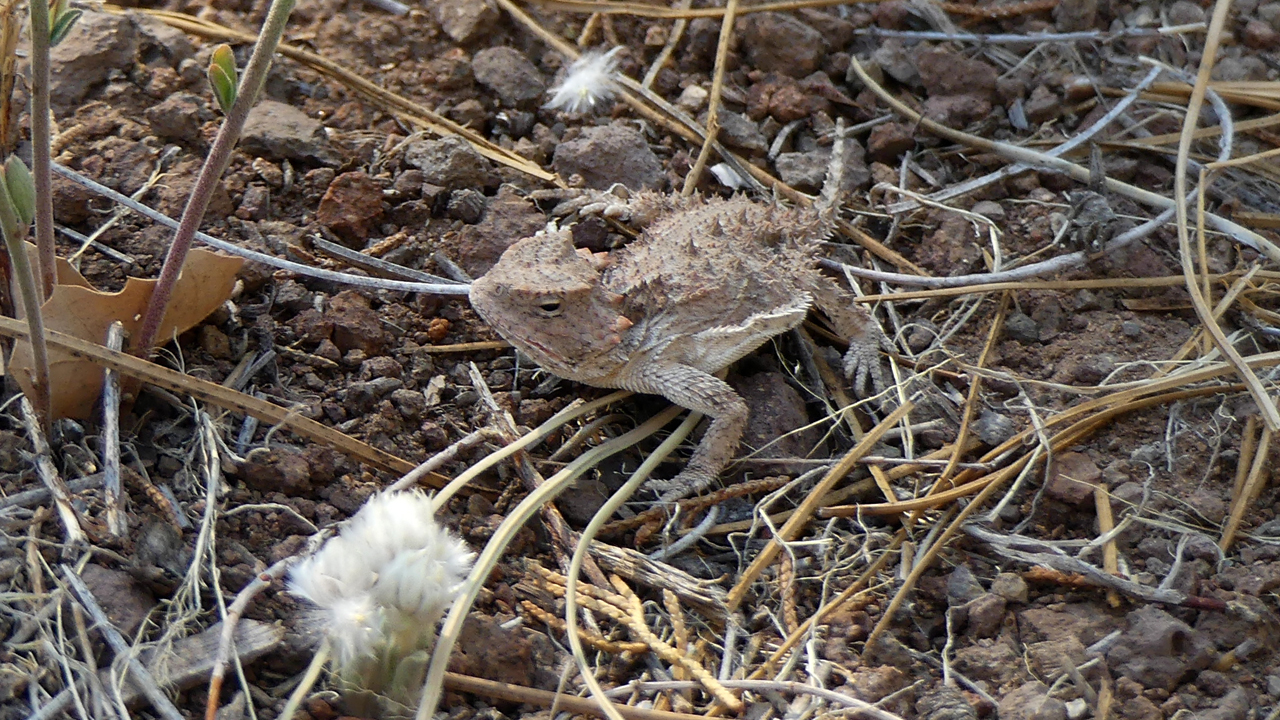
[279,639,330,720]
[416,405,684,720]
[429,390,632,511]
[1168,0,1280,430]
[566,413,704,720]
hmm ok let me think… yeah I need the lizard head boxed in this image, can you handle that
[471,229,632,378]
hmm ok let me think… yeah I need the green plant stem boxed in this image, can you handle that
[0,234,49,425]
[29,0,53,299]
[133,0,296,354]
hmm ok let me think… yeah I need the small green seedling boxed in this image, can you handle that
[208,44,238,114]
[48,0,81,46]
[2,155,34,227]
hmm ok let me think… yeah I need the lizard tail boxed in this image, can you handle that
[815,117,847,224]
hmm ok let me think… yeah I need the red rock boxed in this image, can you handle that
[317,171,385,246]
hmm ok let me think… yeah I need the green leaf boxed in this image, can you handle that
[4,156,35,228]
[49,8,81,47]
[208,64,236,114]
[207,44,239,114]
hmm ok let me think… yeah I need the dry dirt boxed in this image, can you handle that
[3,0,1280,718]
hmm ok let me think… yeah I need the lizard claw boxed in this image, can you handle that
[842,328,893,397]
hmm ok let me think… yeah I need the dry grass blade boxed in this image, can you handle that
[1169,0,1280,431]
[0,0,18,156]
[725,400,915,612]
[0,313,426,477]
[442,672,707,720]
[1220,427,1272,551]
[847,54,1280,263]
[417,405,684,720]
[526,0,877,18]
[565,412,703,720]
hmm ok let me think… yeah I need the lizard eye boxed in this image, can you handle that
[536,299,563,317]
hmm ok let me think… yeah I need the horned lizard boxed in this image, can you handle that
[470,137,887,502]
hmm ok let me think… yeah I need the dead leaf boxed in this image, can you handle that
[8,247,244,419]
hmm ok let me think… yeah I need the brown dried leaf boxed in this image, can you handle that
[9,247,244,419]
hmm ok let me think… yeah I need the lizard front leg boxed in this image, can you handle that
[624,362,748,503]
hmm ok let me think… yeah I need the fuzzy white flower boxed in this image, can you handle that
[288,491,474,665]
[545,47,624,113]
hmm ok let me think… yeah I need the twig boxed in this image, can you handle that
[443,671,706,720]
[387,428,499,493]
[1093,484,1121,608]
[847,55,1280,262]
[564,413,709,720]
[60,565,185,720]
[134,0,299,353]
[606,680,906,720]
[680,0,737,194]
[852,24,1204,43]
[51,163,469,295]
[968,526,1226,609]
[102,321,126,537]
[21,397,84,544]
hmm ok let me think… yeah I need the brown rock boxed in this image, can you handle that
[289,308,334,344]
[1107,606,1213,691]
[448,615,560,690]
[1046,452,1102,505]
[916,48,997,100]
[328,290,387,355]
[49,11,138,109]
[235,184,270,221]
[1023,84,1061,125]
[241,446,313,494]
[317,171,385,246]
[405,135,498,191]
[964,593,1007,639]
[997,681,1067,720]
[739,13,827,78]
[241,100,341,165]
[733,371,821,461]
[199,325,232,359]
[145,92,209,145]
[472,46,546,106]
[1242,18,1280,49]
[440,186,546,277]
[80,565,155,637]
[52,173,98,225]
[433,0,498,43]
[867,122,914,163]
[552,123,665,191]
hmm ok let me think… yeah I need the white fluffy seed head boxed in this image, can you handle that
[545,47,624,114]
[288,491,474,660]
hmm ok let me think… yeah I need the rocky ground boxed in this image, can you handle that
[2,0,1280,717]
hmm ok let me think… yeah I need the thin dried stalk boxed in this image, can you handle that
[1220,428,1272,551]
[725,401,915,612]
